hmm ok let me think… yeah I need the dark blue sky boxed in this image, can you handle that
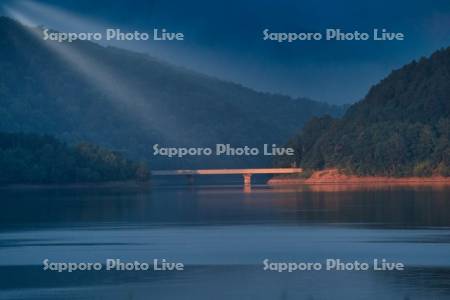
[2,0,450,104]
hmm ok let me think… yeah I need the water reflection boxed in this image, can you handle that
[0,184,449,299]
[1,184,449,229]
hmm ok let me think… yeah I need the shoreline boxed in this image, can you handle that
[0,180,150,190]
[268,169,450,186]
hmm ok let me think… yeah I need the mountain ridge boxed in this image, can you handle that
[0,16,345,168]
[283,46,450,177]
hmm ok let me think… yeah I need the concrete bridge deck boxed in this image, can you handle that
[151,168,303,186]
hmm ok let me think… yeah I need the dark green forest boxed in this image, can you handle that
[0,17,344,169]
[282,47,450,177]
[3,16,448,177]
[0,132,149,184]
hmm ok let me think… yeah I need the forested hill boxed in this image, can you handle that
[345,48,450,125]
[284,47,450,177]
[0,132,149,184]
[0,17,344,168]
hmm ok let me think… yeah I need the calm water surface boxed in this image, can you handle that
[0,184,450,299]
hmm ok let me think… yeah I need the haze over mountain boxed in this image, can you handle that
[284,47,450,176]
[0,17,345,168]
[3,0,449,105]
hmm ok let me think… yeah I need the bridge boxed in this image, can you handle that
[151,168,303,187]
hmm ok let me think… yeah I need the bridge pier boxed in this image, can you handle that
[151,168,303,190]
[243,174,252,187]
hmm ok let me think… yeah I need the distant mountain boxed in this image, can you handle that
[283,47,450,176]
[0,17,345,168]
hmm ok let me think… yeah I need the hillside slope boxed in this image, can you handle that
[284,47,450,176]
[0,132,149,184]
[0,17,344,168]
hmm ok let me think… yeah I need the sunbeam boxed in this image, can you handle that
[2,4,189,145]
[15,0,106,35]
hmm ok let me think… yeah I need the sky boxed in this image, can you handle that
[1,0,450,105]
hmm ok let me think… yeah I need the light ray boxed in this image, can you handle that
[2,4,188,144]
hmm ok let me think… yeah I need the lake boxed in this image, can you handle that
[1,184,450,299]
